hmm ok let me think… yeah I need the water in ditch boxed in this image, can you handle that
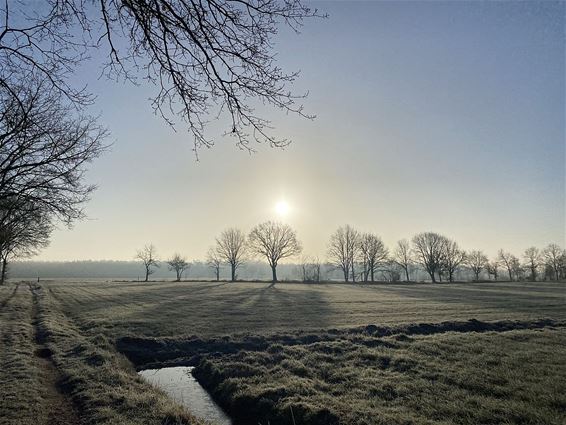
[139,366,232,425]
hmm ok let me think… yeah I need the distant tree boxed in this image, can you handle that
[136,244,159,282]
[486,260,499,281]
[215,228,247,282]
[466,250,488,281]
[559,252,566,281]
[511,256,524,281]
[542,243,563,281]
[412,232,447,283]
[206,248,222,281]
[327,225,360,282]
[392,239,413,282]
[498,250,517,281]
[440,239,466,282]
[299,256,322,283]
[248,221,302,283]
[523,247,542,281]
[382,261,401,283]
[358,233,388,282]
[167,253,189,282]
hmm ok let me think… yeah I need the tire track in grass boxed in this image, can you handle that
[28,283,82,425]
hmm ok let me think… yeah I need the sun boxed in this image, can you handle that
[275,200,290,216]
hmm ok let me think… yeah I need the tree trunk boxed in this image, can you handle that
[271,265,277,283]
[370,268,374,283]
[507,268,513,281]
[144,267,149,282]
[405,268,410,282]
[429,270,436,283]
[0,257,6,285]
[216,269,220,281]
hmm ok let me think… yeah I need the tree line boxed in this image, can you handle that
[134,224,566,284]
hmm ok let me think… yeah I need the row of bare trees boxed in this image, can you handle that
[326,228,565,283]
[135,244,191,282]
[137,225,565,284]
[136,221,302,283]
[207,222,302,283]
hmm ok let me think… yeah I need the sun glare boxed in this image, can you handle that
[275,200,290,216]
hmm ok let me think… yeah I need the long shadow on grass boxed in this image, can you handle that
[65,281,231,316]
[114,282,334,338]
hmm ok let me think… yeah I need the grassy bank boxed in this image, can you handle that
[192,327,566,425]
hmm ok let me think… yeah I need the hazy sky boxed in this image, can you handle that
[37,1,565,261]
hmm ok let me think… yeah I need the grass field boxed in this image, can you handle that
[0,280,565,424]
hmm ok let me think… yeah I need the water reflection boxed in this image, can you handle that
[139,366,231,425]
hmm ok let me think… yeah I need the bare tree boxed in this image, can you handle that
[498,250,518,281]
[248,221,302,283]
[466,250,488,281]
[136,244,159,281]
[1,0,322,152]
[215,228,247,282]
[327,225,359,282]
[511,256,524,281]
[382,261,401,283]
[299,256,321,283]
[542,243,563,281]
[358,233,388,283]
[523,247,542,281]
[559,251,566,281]
[0,78,106,224]
[206,247,222,281]
[0,199,52,284]
[0,75,106,276]
[412,232,447,283]
[392,239,413,282]
[440,239,466,283]
[167,253,189,281]
[486,260,499,281]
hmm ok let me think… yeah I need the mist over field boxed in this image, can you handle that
[10,260,489,282]
[10,260,303,281]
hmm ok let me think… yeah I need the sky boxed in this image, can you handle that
[36,0,565,262]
